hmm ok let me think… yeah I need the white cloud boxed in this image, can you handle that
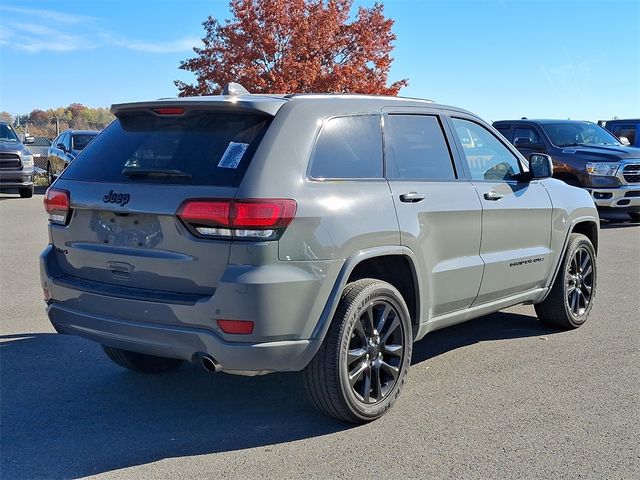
[0,6,198,54]
[0,5,95,24]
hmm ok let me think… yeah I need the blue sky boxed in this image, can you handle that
[0,0,638,123]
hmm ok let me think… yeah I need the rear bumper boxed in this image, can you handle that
[48,303,316,375]
[587,185,640,209]
[40,244,342,375]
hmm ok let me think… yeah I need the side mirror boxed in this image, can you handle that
[23,136,35,145]
[529,153,554,180]
[514,137,544,149]
[619,136,631,146]
[57,143,66,151]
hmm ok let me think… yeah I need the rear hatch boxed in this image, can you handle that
[48,102,280,303]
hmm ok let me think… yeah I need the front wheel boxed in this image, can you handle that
[303,278,413,423]
[19,186,33,198]
[46,161,55,186]
[101,345,184,373]
[535,233,597,329]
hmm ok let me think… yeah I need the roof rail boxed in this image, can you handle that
[222,83,250,96]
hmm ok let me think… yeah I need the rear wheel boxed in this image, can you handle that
[303,278,412,423]
[535,233,596,329]
[101,345,184,373]
[19,186,33,198]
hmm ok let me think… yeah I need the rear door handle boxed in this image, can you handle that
[399,192,425,203]
[483,190,503,201]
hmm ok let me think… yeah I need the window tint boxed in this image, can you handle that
[494,125,511,139]
[61,112,272,186]
[308,115,383,179]
[386,115,456,180]
[71,134,97,150]
[63,133,71,149]
[612,125,636,145]
[514,126,541,144]
[452,118,522,181]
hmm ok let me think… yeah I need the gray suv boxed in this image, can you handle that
[40,88,599,422]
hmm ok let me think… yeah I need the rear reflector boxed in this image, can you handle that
[177,198,296,240]
[44,188,70,225]
[153,108,185,115]
[217,319,254,334]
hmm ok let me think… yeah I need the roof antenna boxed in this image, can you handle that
[222,83,250,96]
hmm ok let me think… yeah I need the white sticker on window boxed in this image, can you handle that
[218,142,249,169]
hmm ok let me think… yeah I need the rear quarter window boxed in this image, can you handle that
[308,115,383,179]
[61,112,272,186]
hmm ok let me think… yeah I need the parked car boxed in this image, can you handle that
[41,87,599,423]
[493,119,640,221]
[600,118,640,148]
[47,130,99,185]
[0,121,35,198]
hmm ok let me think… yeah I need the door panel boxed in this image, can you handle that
[447,115,553,305]
[471,180,552,304]
[383,111,483,318]
[390,182,484,317]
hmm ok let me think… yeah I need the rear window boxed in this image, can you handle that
[61,112,272,186]
[71,134,97,150]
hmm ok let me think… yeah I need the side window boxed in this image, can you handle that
[308,115,383,179]
[613,125,636,145]
[513,126,541,144]
[452,118,522,182]
[386,114,456,180]
[494,125,511,140]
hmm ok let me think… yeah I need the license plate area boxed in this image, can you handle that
[90,211,163,248]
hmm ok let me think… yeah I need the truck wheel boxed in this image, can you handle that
[535,233,596,329]
[19,187,33,198]
[101,345,184,373]
[303,278,412,423]
[47,162,55,186]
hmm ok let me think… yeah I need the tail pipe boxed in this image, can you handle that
[199,354,222,373]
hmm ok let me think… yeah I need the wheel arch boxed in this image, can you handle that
[311,246,423,342]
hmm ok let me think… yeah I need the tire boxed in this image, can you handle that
[101,345,184,373]
[19,186,33,198]
[303,278,413,423]
[47,162,55,186]
[535,233,596,329]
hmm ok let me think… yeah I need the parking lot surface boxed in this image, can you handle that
[1,190,639,480]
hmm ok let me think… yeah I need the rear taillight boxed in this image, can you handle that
[217,319,254,334]
[177,198,297,240]
[44,188,71,225]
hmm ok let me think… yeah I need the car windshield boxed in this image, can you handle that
[0,124,19,142]
[542,122,622,147]
[71,134,97,150]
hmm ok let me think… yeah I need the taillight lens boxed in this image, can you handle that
[153,107,185,115]
[177,198,297,240]
[44,188,71,225]
[217,319,254,334]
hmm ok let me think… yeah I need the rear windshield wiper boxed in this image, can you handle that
[122,167,192,179]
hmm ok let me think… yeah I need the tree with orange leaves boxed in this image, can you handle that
[175,0,407,96]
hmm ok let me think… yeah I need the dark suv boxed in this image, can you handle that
[0,121,35,198]
[41,89,599,422]
[493,119,640,220]
[601,119,640,148]
[47,130,99,185]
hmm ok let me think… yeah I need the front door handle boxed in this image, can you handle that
[399,192,425,203]
[483,190,504,201]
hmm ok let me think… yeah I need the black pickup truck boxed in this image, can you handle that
[493,119,640,221]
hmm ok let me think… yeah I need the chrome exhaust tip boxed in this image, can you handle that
[200,354,222,373]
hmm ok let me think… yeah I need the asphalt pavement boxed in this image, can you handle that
[1,189,639,479]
